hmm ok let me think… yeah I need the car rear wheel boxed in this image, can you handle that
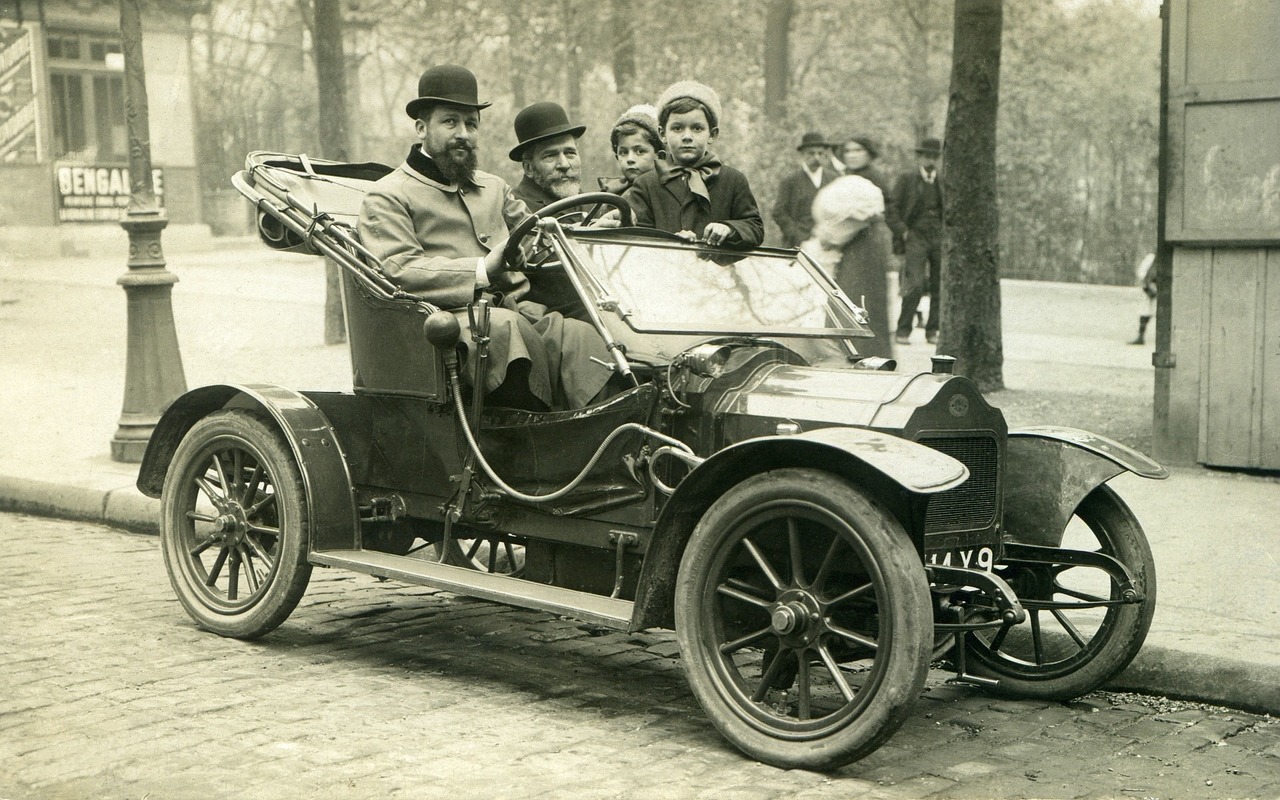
[963,484,1156,698]
[439,533,526,577]
[675,469,932,771]
[160,410,311,639]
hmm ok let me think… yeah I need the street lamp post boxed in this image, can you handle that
[110,0,187,463]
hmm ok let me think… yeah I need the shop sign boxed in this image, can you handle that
[0,26,38,163]
[55,165,164,223]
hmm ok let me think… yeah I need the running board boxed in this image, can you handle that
[310,549,635,630]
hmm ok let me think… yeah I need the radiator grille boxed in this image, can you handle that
[918,435,999,533]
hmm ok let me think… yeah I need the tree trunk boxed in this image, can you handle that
[763,0,794,121]
[312,0,347,345]
[940,0,1003,391]
[610,0,635,95]
[563,0,581,118]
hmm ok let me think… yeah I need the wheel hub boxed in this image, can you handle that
[771,604,804,634]
[771,591,824,646]
[211,503,248,545]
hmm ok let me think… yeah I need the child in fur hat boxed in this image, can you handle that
[623,81,763,248]
[599,104,663,194]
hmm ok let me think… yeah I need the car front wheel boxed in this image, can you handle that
[675,469,932,770]
[160,410,312,639]
[963,484,1156,698]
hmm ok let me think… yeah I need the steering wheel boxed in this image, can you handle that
[502,192,634,268]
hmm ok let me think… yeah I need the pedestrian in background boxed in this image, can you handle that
[889,136,944,345]
[1129,251,1157,345]
[772,131,839,248]
[835,133,896,353]
[802,175,894,359]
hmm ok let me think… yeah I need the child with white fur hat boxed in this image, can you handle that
[622,80,763,248]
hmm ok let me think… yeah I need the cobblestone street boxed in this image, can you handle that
[2,512,1277,800]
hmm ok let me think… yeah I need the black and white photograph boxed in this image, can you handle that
[1,1,1278,797]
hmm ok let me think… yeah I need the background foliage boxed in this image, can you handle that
[191,0,1159,285]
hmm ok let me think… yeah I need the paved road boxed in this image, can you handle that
[3,512,1278,800]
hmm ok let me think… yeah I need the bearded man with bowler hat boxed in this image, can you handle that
[511,101,587,211]
[888,136,945,345]
[357,65,612,411]
[508,102,590,316]
[771,131,839,248]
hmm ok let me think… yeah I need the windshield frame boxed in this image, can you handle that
[554,227,874,340]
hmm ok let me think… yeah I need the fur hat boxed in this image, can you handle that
[656,81,722,129]
[611,104,662,149]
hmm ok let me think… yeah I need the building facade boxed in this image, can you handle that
[1155,0,1280,469]
[0,0,206,256]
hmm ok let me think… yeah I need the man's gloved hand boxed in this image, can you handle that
[481,235,526,280]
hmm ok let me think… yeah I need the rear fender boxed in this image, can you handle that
[629,428,967,631]
[1003,426,1167,547]
[137,384,359,551]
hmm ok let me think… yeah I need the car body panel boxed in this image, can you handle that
[138,383,359,551]
[1002,427,1168,547]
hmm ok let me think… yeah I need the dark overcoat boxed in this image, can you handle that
[623,164,764,247]
[772,166,838,247]
[511,176,582,317]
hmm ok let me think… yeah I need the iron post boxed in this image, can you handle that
[110,0,187,462]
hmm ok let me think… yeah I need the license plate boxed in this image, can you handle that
[926,546,995,572]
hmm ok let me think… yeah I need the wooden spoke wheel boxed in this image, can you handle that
[964,484,1156,698]
[160,410,311,639]
[675,469,932,770]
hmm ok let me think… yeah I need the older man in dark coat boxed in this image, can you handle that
[358,66,611,410]
[771,131,839,248]
[888,137,944,345]
[508,102,589,315]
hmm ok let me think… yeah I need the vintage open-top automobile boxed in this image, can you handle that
[137,152,1166,770]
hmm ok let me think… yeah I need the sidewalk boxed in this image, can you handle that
[2,239,1277,716]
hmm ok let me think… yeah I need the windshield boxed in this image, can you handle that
[564,234,872,338]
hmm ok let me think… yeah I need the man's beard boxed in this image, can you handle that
[426,140,478,186]
[540,175,581,200]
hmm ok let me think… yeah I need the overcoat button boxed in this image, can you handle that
[479,234,489,243]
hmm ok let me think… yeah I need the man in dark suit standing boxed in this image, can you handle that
[888,137,944,345]
[772,132,839,248]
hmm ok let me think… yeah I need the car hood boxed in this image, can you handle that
[717,362,949,429]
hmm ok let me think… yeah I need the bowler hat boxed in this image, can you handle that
[508,101,586,161]
[797,131,829,151]
[405,64,491,119]
[915,137,943,156]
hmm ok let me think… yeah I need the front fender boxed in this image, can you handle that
[1002,426,1167,547]
[629,427,967,631]
[137,384,359,551]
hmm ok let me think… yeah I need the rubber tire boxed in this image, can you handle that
[160,410,312,639]
[964,484,1156,699]
[675,469,932,771]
